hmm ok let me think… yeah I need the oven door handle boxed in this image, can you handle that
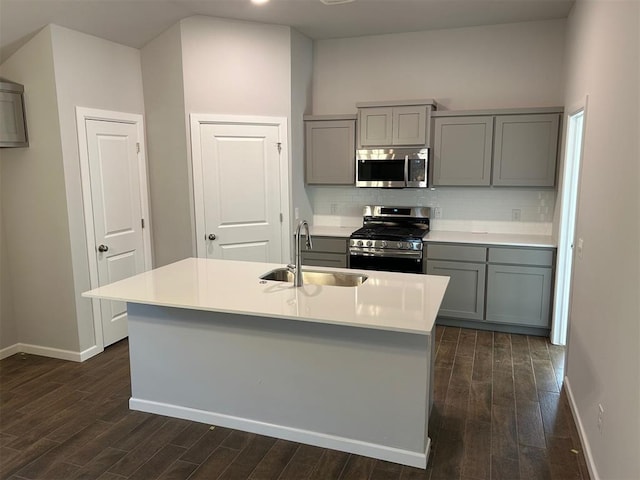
[349,249,423,259]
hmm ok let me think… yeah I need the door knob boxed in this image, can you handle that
[208,234,217,240]
[98,244,109,252]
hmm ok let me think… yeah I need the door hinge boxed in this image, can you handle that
[279,213,283,223]
[277,142,282,154]
[141,218,145,229]
[136,142,140,153]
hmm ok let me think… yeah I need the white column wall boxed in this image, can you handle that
[141,23,193,268]
[289,29,314,238]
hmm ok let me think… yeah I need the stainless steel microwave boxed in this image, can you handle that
[355,148,429,188]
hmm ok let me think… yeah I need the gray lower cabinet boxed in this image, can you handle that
[426,242,554,332]
[485,246,554,327]
[304,116,356,185]
[426,244,487,321]
[426,260,486,320]
[301,236,348,268]
[485,264,552,327]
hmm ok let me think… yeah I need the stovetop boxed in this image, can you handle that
[350,224,429,241]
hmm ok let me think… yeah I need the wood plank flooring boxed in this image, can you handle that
[0,327,589,479]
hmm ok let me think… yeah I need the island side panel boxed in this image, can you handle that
[126,303,432,467]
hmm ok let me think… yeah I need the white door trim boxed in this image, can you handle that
[76,107,153,350]
[189,114,291,262]
[551,96,588,346]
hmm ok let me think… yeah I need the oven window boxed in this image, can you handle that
[357,160,405,182]
[350,254,423,274]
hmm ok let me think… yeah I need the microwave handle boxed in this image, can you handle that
[403,155,409,186]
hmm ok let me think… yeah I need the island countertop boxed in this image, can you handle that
[84,258,449,336]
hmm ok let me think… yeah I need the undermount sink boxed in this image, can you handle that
[260,268,368,287]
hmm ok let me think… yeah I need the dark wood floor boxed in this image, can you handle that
[0,326,589,480]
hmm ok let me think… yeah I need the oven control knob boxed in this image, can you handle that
[381,241,388,248]
[366,241,373,247]
[397,242,404,249]
[357,240,363,247]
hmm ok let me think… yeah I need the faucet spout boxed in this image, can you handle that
[291,220,312,287]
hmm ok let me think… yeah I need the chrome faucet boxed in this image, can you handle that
[288,220,312,287]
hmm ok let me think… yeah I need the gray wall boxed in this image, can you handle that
[309,20,566,229]
[562,1,640,478]
[0,165,17,349]
[312,19,566,113]
[0,26,78,352]
[142,16,302,267]
[0,24,147,356]
[50,24,146,352]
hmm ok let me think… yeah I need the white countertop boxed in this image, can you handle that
[309,225,356,238]
[84,258,449,336]
[424,231,556,248]
[310,225,556,248]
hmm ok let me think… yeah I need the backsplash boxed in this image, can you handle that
[307,186,556,235]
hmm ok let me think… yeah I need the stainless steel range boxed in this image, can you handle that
[349,206,430,274]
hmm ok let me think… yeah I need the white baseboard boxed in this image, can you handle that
[0,343,103,362]
[79,344,103,361]
[564,376,600,480]
[130,397,430,469]
[0,343,21,360]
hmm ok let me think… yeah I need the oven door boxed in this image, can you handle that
[350,250,423,274]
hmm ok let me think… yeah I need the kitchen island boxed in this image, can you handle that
[84,258,449,468]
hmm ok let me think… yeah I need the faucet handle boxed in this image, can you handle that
[286,263,296,272]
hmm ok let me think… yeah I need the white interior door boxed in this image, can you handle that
[193,120,286,263]
[85,118,148,346]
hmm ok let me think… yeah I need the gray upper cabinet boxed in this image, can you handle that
[0,79,28,148]
[356,100,436,148]
[391,105,428,146]
[492,113,560,187]
[432,116,493,186]
[304,115,356,185]
[358,107,393,146]
[431,108,562,187]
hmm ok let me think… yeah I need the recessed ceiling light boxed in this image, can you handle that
[251,0,270,5]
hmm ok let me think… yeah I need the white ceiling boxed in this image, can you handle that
[0,0,574,63]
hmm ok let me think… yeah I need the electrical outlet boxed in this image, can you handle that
[512,209,521,221]
[597,404,604,433]
[434,207,442,219]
